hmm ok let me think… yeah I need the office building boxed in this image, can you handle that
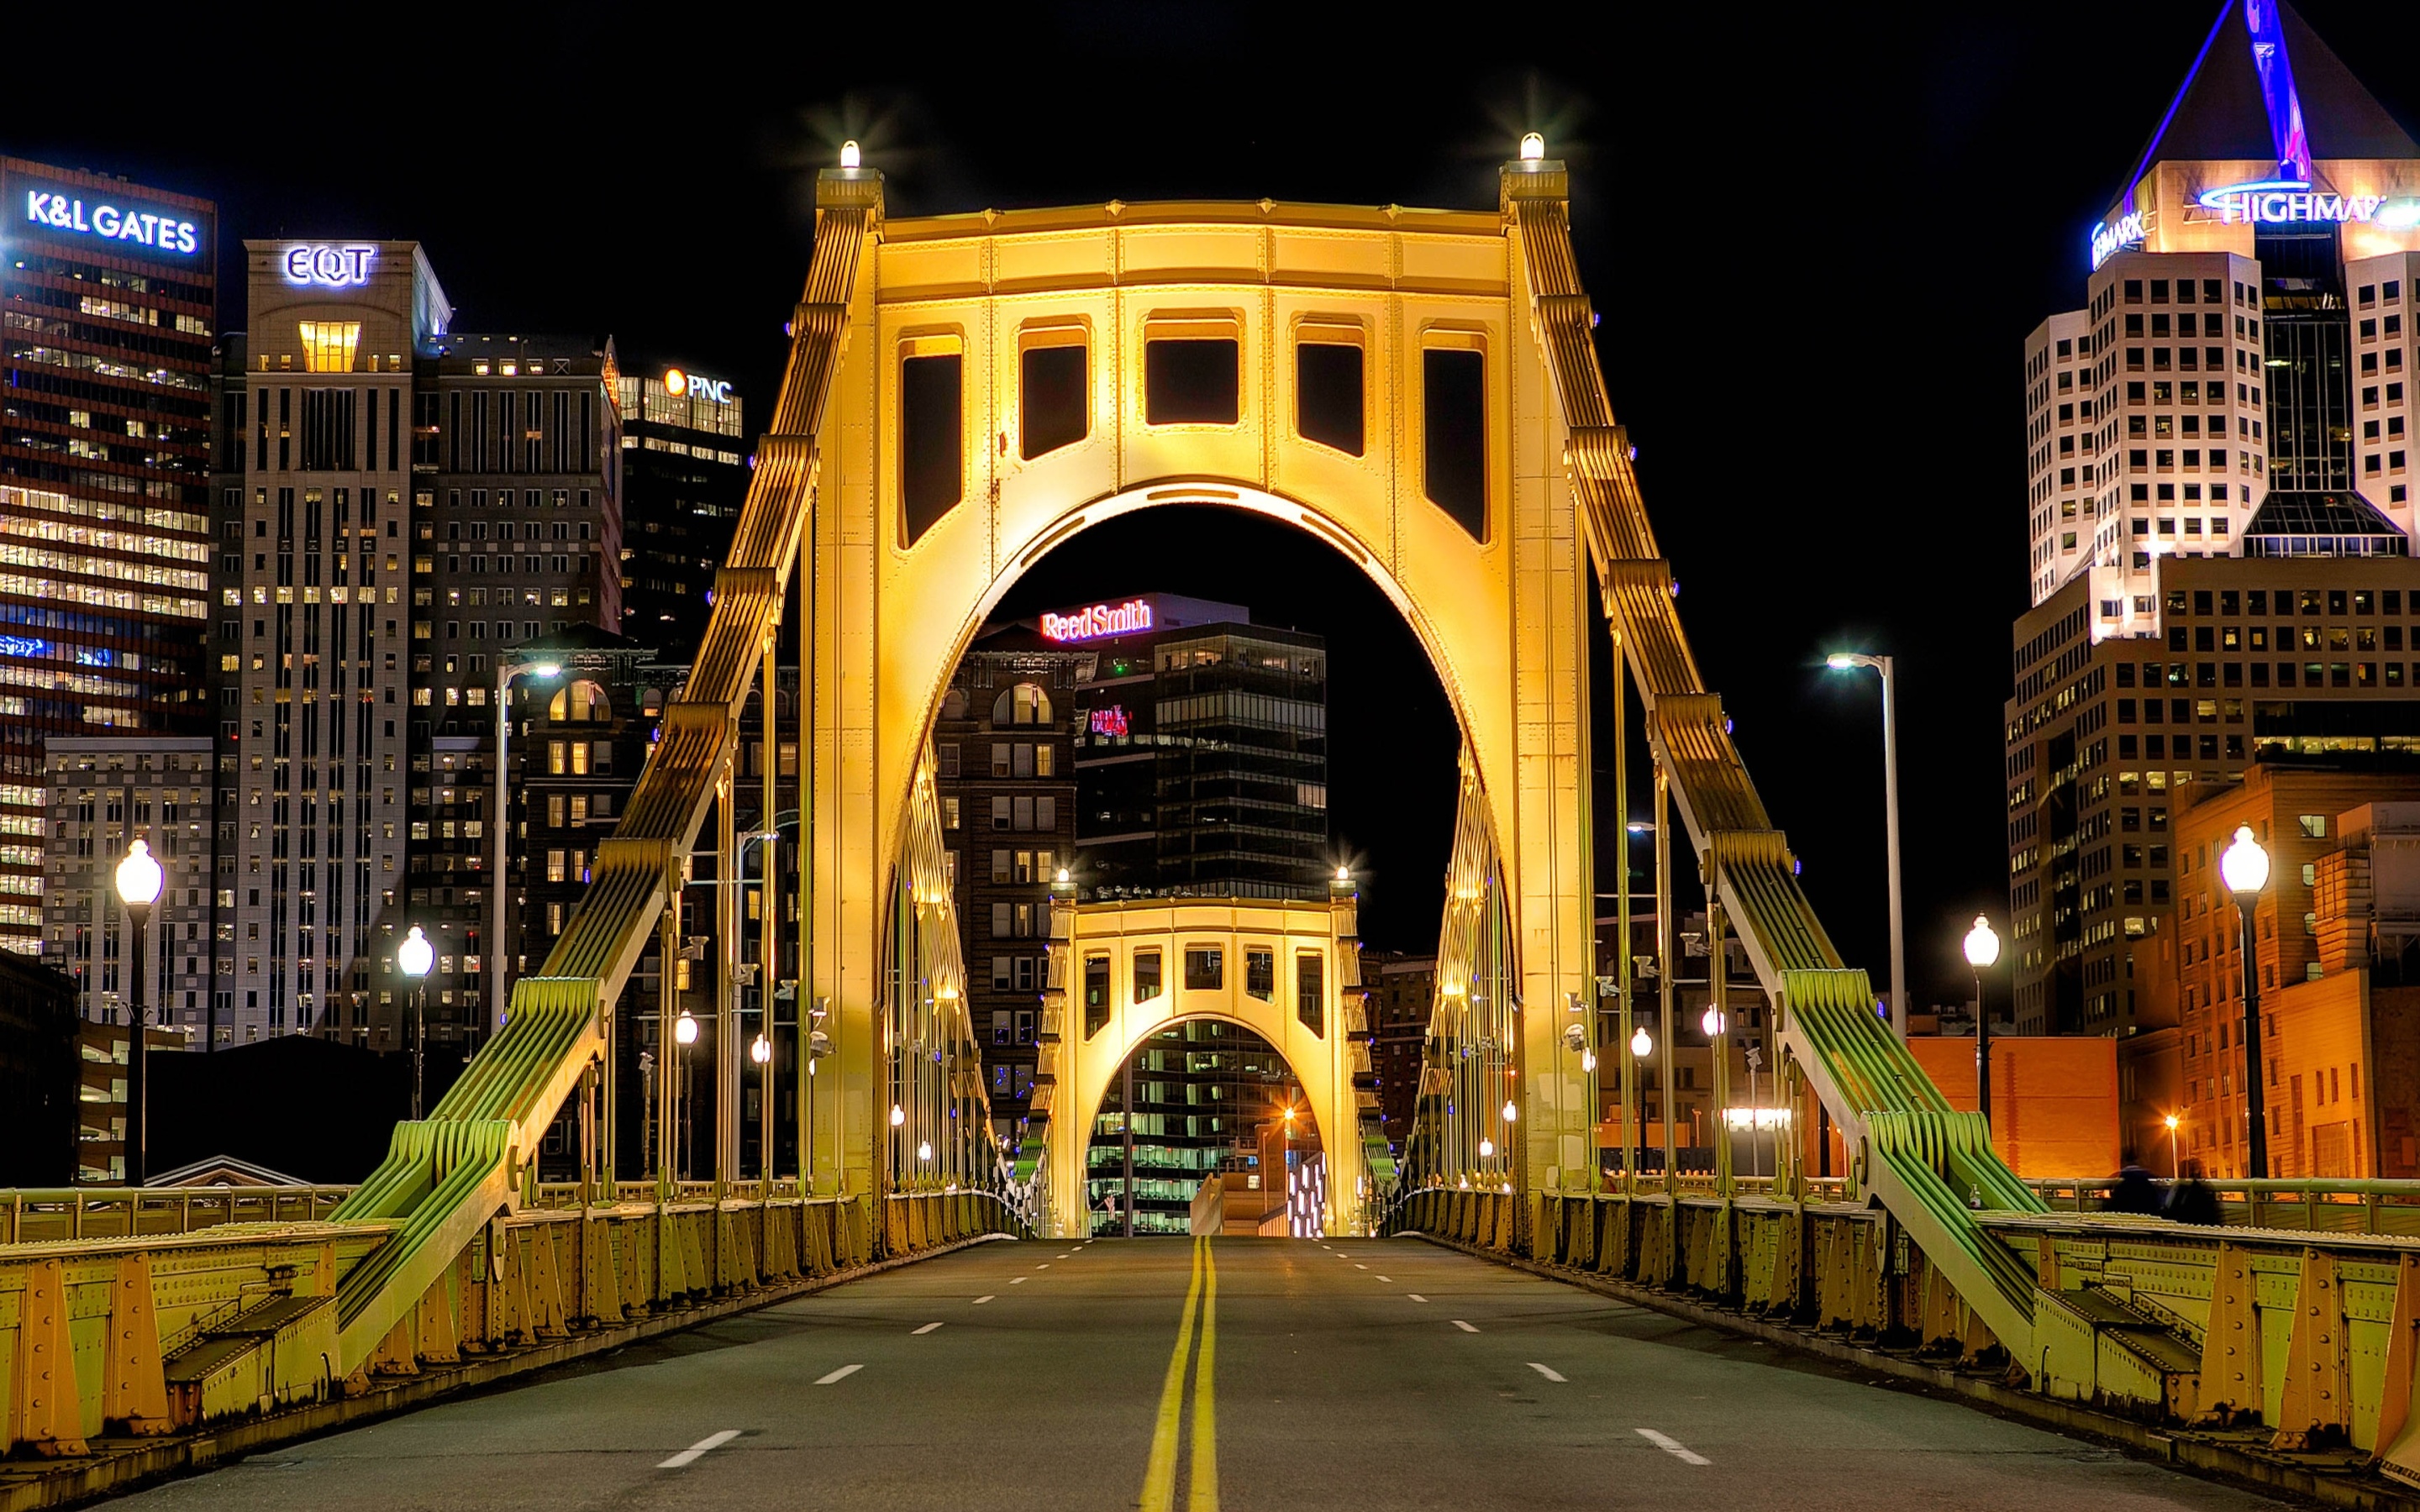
[1092,1018,1306,1236]
[40,735,213,1032]
[932,627,1087,1137]
[1059,594,1329,901]
[2,159,218,953]
[1363,951,1435,1155]
[614,365,746,656]
[213,239,621,1047]
[2008,2,2420,1036]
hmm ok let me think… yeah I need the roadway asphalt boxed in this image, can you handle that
[113,1236,2293,1511]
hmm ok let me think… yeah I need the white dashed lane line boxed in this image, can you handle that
[1528,1362,1567,1383]
[1452,1320,1480,1333]
[814,1365,863,1386]
[657,1430,741,1469]
[1637,1428,1710,1465]
[1011,1277,1028,1285]
[913,1321,944,1335]
[1407,1294,1428,1302]
[1375,1274,1392,1282]
[973,1294,994,1305]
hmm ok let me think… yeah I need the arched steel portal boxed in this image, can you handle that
[1040,897,1374,1239]
[807,170,1598,1227]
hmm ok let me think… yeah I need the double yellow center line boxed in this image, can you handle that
[1140,1236,1218,1512]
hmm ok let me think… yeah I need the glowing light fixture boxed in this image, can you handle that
[839,140,861,170]
[397,925,434,978]
[1336,864,1351,882]
[674,1009,698,1046]
[917,1141,933,1162]
[1581,1049,1597,1072]
[890,1103,906,1127]
[1518,132,1544,162]
[1630,1025,1653,1058]
[750,1033,771,1065]
[1701,1006,1725,1037]
[1501,1100,1518,1123]
[2220,824,2271,898]
[1963,915,2001,969]
[1478,1137,1496,1158]
[2163,1112,2181,1131]
[115,840,162,907]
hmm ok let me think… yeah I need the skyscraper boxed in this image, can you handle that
[614,365,746,657]
[1057,594,1330,901]
[213,239,620,1047]
[2,159,218,953]
[2007,2,2420,1035]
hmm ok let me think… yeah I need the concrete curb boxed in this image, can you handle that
[0,1232,1017,1512]
[1402,1230,2414,1512]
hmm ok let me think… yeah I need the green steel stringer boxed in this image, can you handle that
[1778,968,2044,1351]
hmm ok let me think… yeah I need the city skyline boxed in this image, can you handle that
[10,3,2420,1001]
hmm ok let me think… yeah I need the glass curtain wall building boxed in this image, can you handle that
[1089,1018,1303,1235]
[614,366,745,658]
[2,158,218,953]
[1062,596,1329,901]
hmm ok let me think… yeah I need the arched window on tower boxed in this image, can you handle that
[993,681,1051,727]
[548,679,611,722]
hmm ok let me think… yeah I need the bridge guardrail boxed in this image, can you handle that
[0,1186,355,1245]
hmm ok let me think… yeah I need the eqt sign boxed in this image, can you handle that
[282,244,376,288]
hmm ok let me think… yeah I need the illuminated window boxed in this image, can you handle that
[297,321,360,374]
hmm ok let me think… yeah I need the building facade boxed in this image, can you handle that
[2157,766,2420,1178]
[614,365,746,657]
[41,735,213,1032]
[1058,595,1330,902]
[212,239,622,1047]
[2,159,219,953]
[932,628,1087,1138]
[2010,3,2420,1037]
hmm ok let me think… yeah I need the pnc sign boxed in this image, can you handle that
[1041,598,1154,643]
[21,189,200,255]
[282,244,376,288]
[665,368,733,404]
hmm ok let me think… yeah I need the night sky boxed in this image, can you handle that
[13,4,2420,1002]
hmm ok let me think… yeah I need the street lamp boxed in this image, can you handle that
[1963,916,2001,1134]
[2164,1111,2183,1179]
[492,658,564,1033]
[1826,652,1907,1040]
[2220,824,2272,1179]
[673,1007,699,1181]
[398,925,434,1119]
[113,839,162,1186]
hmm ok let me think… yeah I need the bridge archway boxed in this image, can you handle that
[1044,898,1364,1238]
[805,179,1599,1208]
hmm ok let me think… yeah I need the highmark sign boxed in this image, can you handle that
[2196,178,2390,226]
[21,189,200,255]
[1041,599,1153,643]
[2089,210,2148,270]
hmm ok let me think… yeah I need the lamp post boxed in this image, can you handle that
[673,1007,699,1181]
[1701,1004,1729,1189]
[491,658,562,1035]
[1962,916,2001,1133]
[398,925,434,1119]
[2164,1112,2182,1179]
[1826,653,1907,1040]
[113,839,162,1186]
[2220,824,2272,1179]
